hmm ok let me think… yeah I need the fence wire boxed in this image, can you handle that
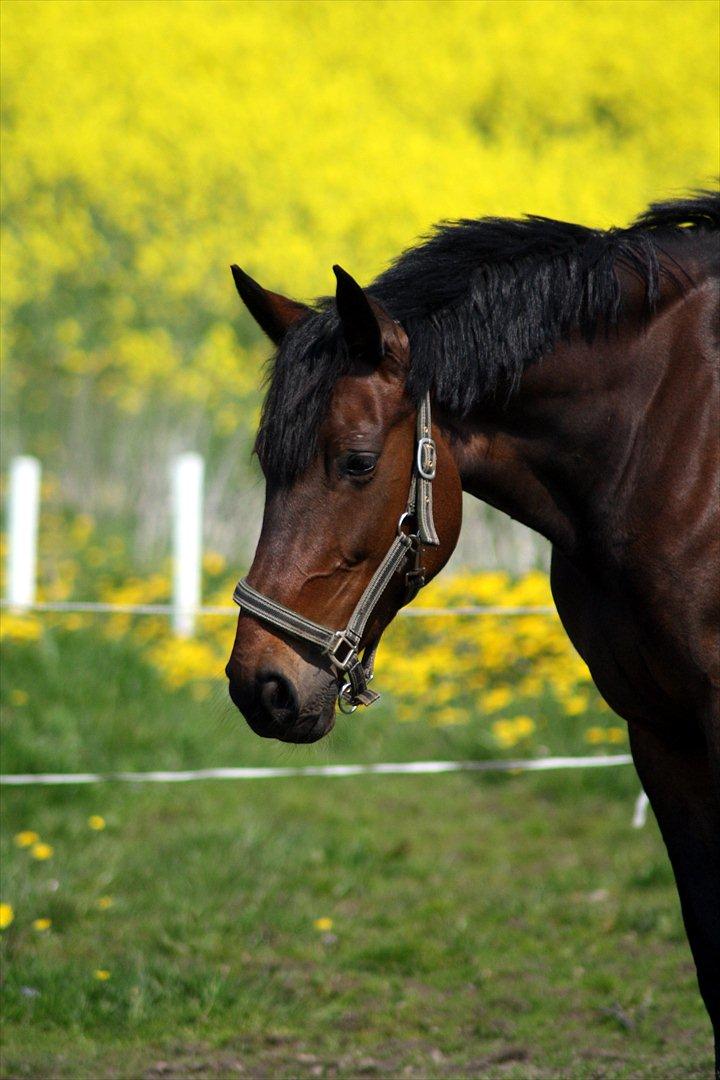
[1,599,556,618]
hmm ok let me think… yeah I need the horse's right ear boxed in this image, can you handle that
[230,265,310,345]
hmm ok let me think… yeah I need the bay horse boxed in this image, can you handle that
[226,192,720,1067]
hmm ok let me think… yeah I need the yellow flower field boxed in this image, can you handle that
[1,1,717,552]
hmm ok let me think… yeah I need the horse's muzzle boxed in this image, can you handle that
[226,664,335,743]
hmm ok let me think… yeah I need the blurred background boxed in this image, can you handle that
[1,2,718,1076]
[3,0,718,568]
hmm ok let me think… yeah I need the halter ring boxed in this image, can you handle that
[338,682,358,713]
[397,510,414,536]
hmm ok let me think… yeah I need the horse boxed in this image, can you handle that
[225,191,720,1067]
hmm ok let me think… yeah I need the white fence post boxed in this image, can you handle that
[6,456,41,610]
[632,790,650,829]
[172,453,204,637]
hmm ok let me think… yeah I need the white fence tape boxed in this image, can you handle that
[0,599,555,618]
[1,754,633,786]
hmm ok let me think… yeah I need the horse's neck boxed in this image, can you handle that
[448,280,717,569]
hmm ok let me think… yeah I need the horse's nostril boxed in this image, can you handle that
[257,672,298,724]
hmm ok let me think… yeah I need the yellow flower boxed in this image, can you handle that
[584,726,606,745]
[564,694,589,716]
[93,969,111,981]
[10,689,28,706]
[14,830,39,848]
[433,706,467,726]
[511,715,536,738]
[70,513,94,545]
[492,715,535,748]
[203,551,226,575]
[313,917,333,932]
[88,815,106,831]
[0,903,14,930]
[0,614,42,642]
[97,896,113,910]
[482,687,512,712]
[606,726,627,744]
[32,917,52,931]
[492,719,517,748]
[30,842,54,860]
[86,547,105,568]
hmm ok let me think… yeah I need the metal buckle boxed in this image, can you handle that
[417,437,437,480]
[324,631,358,672]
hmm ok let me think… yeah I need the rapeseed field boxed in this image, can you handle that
[2,0,718,554]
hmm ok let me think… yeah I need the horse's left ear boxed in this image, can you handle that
[333,264,385,363]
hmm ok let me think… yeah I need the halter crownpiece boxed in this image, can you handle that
[232,392,440,713]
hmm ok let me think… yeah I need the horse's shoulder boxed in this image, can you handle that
[549,546,714,737]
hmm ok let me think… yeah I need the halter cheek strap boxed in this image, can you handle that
[232,392,439,712]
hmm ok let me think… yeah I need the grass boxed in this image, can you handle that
[0,626,713,1078]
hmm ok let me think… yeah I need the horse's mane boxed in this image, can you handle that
[256,190,720,485]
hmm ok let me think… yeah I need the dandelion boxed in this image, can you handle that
[97,896,113,910]
[14,830,39,848]
[511,715,536,738]
[30,842,53,860]
[313,917,333,932]
[564,694,589,716]
[70,513,94,545]
[0,903,14,930]
[93,969,111,981]
[0,614,42,642]
[203,551,226,575]
[492,715,535,748]
[32,918,51,932]
[606,726,626,744]
[482,687,512,712]
[433,706,466,726]
[492,719,518,748]
[10,689,28,706]
[88,815,106,831]
[584,727,606,745]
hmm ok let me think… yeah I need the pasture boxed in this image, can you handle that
[1,624,712,1078]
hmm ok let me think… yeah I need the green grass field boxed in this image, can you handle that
[1,626,713,1078]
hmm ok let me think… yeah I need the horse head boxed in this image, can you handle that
[226,265,462,742]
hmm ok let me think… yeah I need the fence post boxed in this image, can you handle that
[172,453,204,637]
[632,790,650,829]
[6,456,41,611]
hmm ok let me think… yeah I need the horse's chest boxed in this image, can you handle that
[549,549,707,734]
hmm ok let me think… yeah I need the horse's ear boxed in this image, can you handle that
[333,264,384,363]
[230,265,309,345]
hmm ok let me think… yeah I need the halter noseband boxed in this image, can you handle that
[232,393,440,713]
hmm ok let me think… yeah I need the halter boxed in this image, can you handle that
[232,393,440,712]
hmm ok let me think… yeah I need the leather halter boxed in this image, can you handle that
[232,393,440,713]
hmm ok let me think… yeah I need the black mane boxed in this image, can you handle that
[255,190,720,485]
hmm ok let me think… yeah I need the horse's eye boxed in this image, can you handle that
[342,452,378,477]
